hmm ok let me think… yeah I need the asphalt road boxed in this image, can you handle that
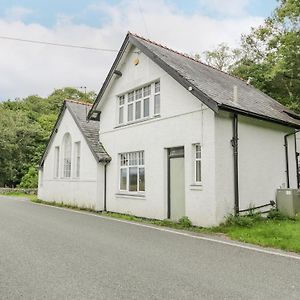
[1,196,300,299]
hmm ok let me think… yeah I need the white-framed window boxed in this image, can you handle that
[154,81,160,115]
[74,141,81,178]
[54,146,60,178]
[63,133,72,178]
[118,95,125,124]
[117,80,160,125]
[194,144,201,184]
[119,151,145,193]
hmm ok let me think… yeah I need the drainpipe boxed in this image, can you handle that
[103,162,108,212]
[231,113,239,215]
[294,134,300,189]
[285,130,300,188]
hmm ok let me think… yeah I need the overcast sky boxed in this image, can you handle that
[0,0,277,101]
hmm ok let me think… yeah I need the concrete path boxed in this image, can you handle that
[1,196,300,299]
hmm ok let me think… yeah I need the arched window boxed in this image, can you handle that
[63,133,72,178]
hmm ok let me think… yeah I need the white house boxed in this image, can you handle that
[39,33,300,227]
[38,100,110,210]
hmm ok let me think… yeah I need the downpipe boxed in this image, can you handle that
[231,114,239,215]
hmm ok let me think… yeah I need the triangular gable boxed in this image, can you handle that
[89,32,300,129]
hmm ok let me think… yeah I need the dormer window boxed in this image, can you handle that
[117,80,160,126]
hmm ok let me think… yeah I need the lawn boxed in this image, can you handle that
[1,192,300,254]
[219,218,300,253]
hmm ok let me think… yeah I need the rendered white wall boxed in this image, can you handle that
[38,108,104,210]
[215,112,297,224]
[98,46,217,226]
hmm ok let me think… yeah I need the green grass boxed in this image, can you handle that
[0,191,37,201]
[3,194,300,254]
[218,218,300,253]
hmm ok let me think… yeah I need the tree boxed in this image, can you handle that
[0,87,96,187]
[203,43,241,72]
[232,0,300,111]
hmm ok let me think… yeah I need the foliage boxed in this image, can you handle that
[0,87,95,187]
[201,0,300,112]
[19,167,38,188]
[178,216,193,228]
[232,0,300,111]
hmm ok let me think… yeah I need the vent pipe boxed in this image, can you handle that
[233,85,238,104]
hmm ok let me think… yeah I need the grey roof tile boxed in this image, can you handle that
[130,34,300,128]
[66,100,110,162]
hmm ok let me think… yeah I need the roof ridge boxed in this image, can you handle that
[65,99,93,106]
[129,32,247,83]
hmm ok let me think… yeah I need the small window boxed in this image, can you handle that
[154,81,160,115]
[54,146,60,178]
[63,133,72,178]
[194,144,201,184]
[74,141,81,178]
[118,95,125,124]
[119,151,145,193]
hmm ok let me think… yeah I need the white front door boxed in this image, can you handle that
[168,147,185,220]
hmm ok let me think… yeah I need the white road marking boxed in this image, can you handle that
[30,201,300,261]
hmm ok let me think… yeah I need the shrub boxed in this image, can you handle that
[267,209,293,220]
[178,216,192,228]
[225,214,255,227]
[19,167,38,189]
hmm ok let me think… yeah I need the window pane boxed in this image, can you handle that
[120,168,127,190]
[196,161,201,182]
[139,167,145,191]
[155,81,160,93]
[135,101,141,119]
[154,94,160,115]
[129,167,138,191]
[128,92,134,102]
[119,95,125,105]
[119,106,124,124]
[135,88,142,99]
[143,98,149,117]
[143,85,151,97]
[128,103,133,121]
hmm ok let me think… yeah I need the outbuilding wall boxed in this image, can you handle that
[38,108,104,210]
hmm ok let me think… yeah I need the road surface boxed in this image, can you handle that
[0,196,300,299]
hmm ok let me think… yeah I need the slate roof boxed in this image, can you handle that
[40,100,110,167]
[66,100,111,162]
[89,32,300,128]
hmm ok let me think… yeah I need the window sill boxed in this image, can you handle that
[190,184,202,191]
[115,115,161,129]
[115,192,146,199]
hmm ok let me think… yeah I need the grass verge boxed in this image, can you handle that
[3,194,300,254]
[0,191,37,201]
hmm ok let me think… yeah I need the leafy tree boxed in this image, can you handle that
[232,0,300,111]
[0,87,95,187]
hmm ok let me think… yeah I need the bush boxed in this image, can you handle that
[267,209,292,220]
[225,214,255,227]
[19,167,38,189]
[178,216,192,228]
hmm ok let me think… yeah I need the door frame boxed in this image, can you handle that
[167,146,185,219]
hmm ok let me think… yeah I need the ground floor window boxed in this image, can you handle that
[194,144,201,184]
[119,151,145,192]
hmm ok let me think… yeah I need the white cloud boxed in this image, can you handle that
[5,6,33,21]
[0,0,264,100]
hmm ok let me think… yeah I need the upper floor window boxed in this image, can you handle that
[119,151,145,193]
[63,133,72,178]
[74,141,81,178]
[117,81,160,125]
[194,144,201,184]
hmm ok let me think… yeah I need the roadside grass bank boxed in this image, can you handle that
[0,191,37,201]
[2,194,300,254]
